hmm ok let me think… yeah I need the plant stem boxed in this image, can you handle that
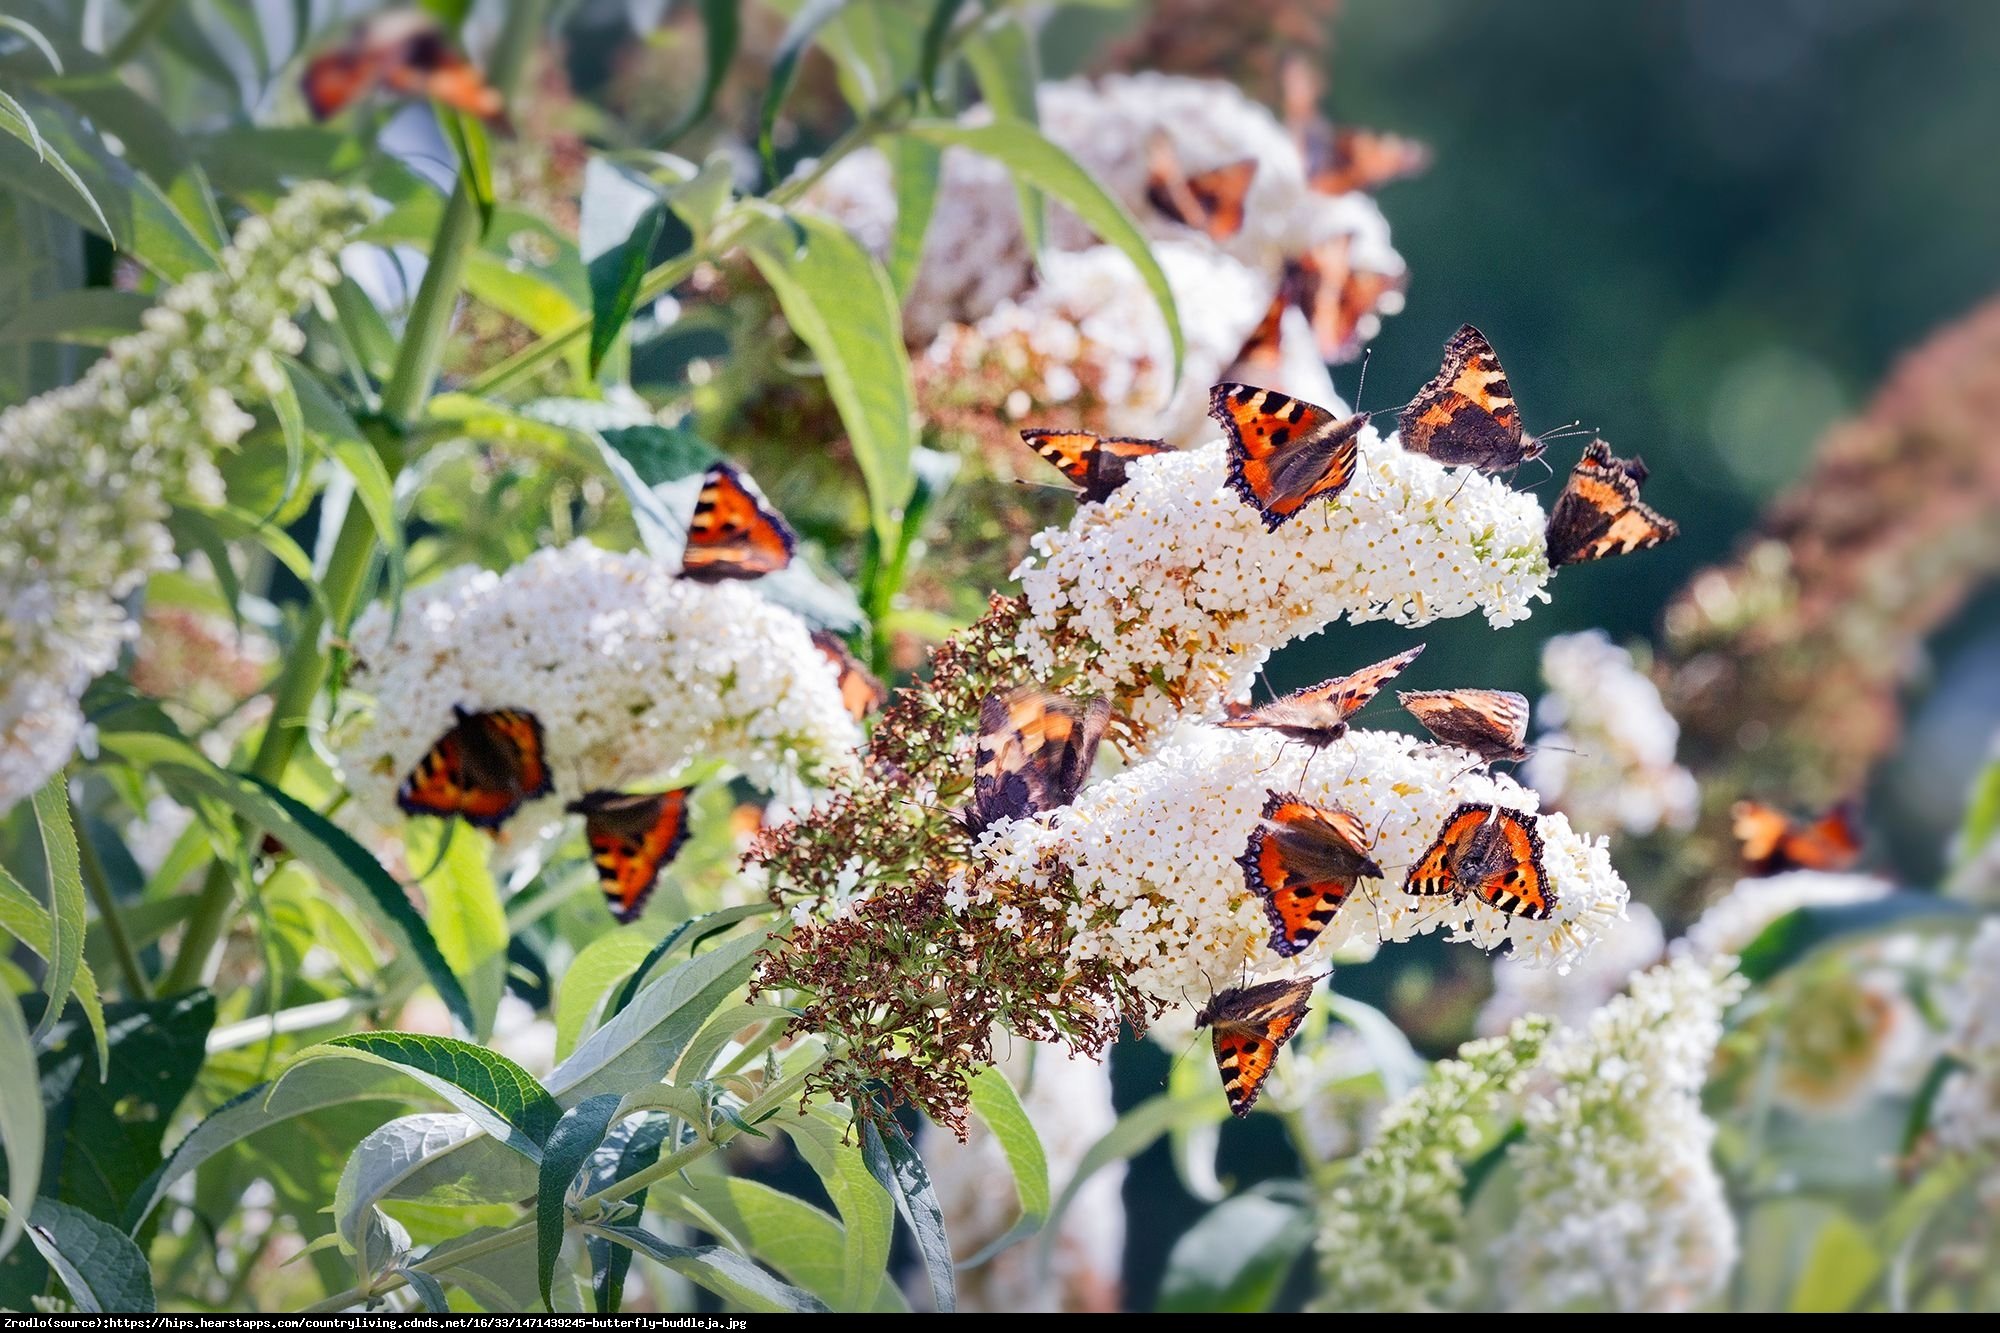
[161,0,551,994]
[75,817,150,999]
[106,0,180,64]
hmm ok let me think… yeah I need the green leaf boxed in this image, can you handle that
[1955,754,2000,875]
[658,1168,846,1304]
[760,0,851,178]
[599,422,720,489]
[1789,1210,1882,1313]
[0,987,42,1262]
[884,135,941,301]
[331,1112,505,1255]
[279,1034,561,1161]
[901,117,1184,385]
[21,1198,154,1312]
[556,931,657,1061]
[588,1223,830,1313]
[285,362,403,614]
[444,110,497,228]
[959,1065,1049,1267]
[1735,894,1979,983]
[1042,1085,1231,1259]
[398,1264,450,1313]
[582,1114,674,1313]
[92,730,477,1033]
[408,824,508,1040]
[582,158,668,377]
[0,864,108,1080]
[606,903,773,1020]
[961,16,1044,253]
[1157,1187,1310,1312]
[660,0,740,145]
[0,90,110,238]
[917,0,970,104]
[771,1103,895,1309]
[673,1003,796,1090]
[1900,1054,1965,1157]
[167,504,325,620]
[29,773,85,1043]
[745,212,916,556]
[0,288,151,346]
[538,1094,623,1311]
[862,1117,954,1312]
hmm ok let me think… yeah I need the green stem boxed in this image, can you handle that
[106,0,180,64]
[75,819,149,999]
[160,0,550,994]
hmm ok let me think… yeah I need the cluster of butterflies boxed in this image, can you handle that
[392,462,882,922]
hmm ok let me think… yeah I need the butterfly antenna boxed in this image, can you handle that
[1011,477,1085,497]
[1352,346,1374,414]
[1446,468,1474,506]
[414,819,460,881]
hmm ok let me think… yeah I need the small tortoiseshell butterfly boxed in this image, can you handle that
[1398,689,1532,766]
[1286,236,1407,365]
[1196,974,1320,1117]
[1732,800,1862,877]
[1239,792,1383,957]
[1283,57,1433,198]
[1544,439,1680,567]
[397,705,552,829]
[1398,324,1545,473]
[303,11,504,122]
[1218,646,1426,750]
[963,687,1111,836]
[1144,134,1258,242]
[681,461,797,583]
[1210,382,1366,529]
[1019,429,1173,505]
[811,629,887,722]
[567,788,693,923]
[1405,803,1553,919]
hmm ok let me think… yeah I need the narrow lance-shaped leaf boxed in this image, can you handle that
[884,135,941,302]
[584,1114,675,1314]
[587,1223,831,1314]
[582,158,668,377]
[961,16,1045,253]
[0,986,43,1261]
[959,1065,1050,1268]
[277,1033,561,1161]
[537,1094,624,1311]
[29,773,85,1043]
[0,865,108,1078]
[863,1116,955,1312]
[759,0,850,178]
[660,0,741,145]
[21,1199,155,1313]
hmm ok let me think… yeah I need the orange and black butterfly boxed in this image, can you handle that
[1144,134,1258,242]
[811,630,887,722]
[1239,792,1383,957]
[1285,236,1407,365]
[1544,439,1680,567]
[396,705,552,830]
[1398,689,1532,766]
[1218,646,1425,750]
[1196,974,1320,1117]
[1210,382,1366,530]
[1398,324,1545,474]
[962,687,1111,836]
[1283,57,1433,199]
[680,462,797,583]
[1405,803,1553,919]
[1732,800,1863,877]
[1019,429,1173,506]
[303,10,504,122]
[566,789,693,923]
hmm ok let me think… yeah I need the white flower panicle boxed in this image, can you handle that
[1522,631,1697,836]
[977,726,1628,1008]
[1676,870,1892,961]
[336,542,861,833]
[1013,434,1551,738]
[1929,919,2000,1158]
[1478,901,1665,1035]
[1500,956,1746,1313]
[0,184,364,809]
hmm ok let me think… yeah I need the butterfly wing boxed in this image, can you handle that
[1145,135,1258,241]
[1397,324,1535,472]
[1210,382,1364,530]
[1398,689,1531,764]
[1020,430,1171,504]
[1403,804,1493,897]
[1287,238,1408,365]
[397,707,550,829]
[1464,810,1553,919]
[1240,793,1383,956]
[811,630,888,722]
[1310,128,1434,196]
[966,688,1110,834]
[302,47,378,119]
[1197,976,1317,1117]
[568,789,693,923]
[1734,800,1861,876]
[681,462,797,582]
[1545,439,1680,566]
[1218,646,1424,746]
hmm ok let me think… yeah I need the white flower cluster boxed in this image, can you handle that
[912,1042,1124,1312]
[1479,901,1665,1035]
[1013,435,1551,738]
[1926,919,2000,1161]
[1500,955,1746,1313]
[1521,632,1698,837]
[0,184,363,810]
[336,542,862,833]
[976,727,1628,1009]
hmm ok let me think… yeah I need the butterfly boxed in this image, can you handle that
[962,687,1112,836]
[396,705,552,829]
[1404,803,1553,919]
[1398,324,1546,473]
[1732,800,1862,877]
[1234,239,1405,370]
[1544,439,1680,567]
[680,461,797,583]
[812,629,888,722]
[1144,134,1258,241]
[1397,689,1532,766]
[302,10,504,121]
[1019,429,1173,505]
[1210,382,1366,530]
[1196,974,1320,1117]
[1283,57,1434,198]
[1239,792,1383,957]
[1218,645,1426,750]
[566,789,693,923]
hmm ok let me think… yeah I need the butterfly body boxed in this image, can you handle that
[1405,803,1553,919]
[1196,975,1319,1116]
[396,705,552,829]
[681,461,797,582]
[1239,792,1383,956]
[1732,800,1862,877]
[963,687,1112,836]
[1144,135,1258,241]
[1210,383,1365,530]
[1019,430,1173,505]
[303,11,503,121]
[1545,439,1680,566]
[1398,325,1542,473]
[566,789,693,923]
[1218,646,1425,750]
[1398,689,1532,766]
[811,630,887,722]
